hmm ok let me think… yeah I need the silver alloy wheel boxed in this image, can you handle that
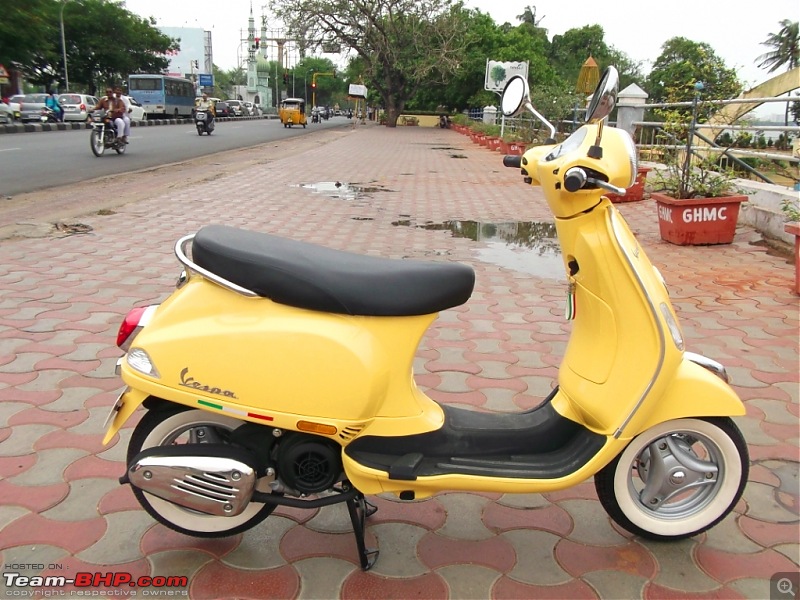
[596,417,747,539]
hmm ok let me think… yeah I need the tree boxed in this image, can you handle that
[548,25,611,88]
[757,19,799,73]
[0,0,56,93]
[0,0,54,69]
[268,0,469,127]
[11,0,177,94]
[757,19,799,126]
[646,37,741,118]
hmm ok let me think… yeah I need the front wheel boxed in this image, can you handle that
[595,417,748,540]
[197,125,203,136]
[127,406,276,537]
[90,128,104,156]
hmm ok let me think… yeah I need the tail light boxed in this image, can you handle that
[80,103,86,111]
[117,305,158,350]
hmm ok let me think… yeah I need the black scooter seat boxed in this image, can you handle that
[192,225,476,317]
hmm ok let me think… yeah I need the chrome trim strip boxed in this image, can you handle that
[175,233,258,298]
[685,352,730,383]
[608,207,667,439]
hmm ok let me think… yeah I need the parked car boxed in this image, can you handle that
[58,93,99,122]
[226,100,249,117]
[214,101,232,118]
[244,102,260,116]
[5,94,23,120]
[19,94,49,122]
[119,95,147,121]
[0,102,14,124]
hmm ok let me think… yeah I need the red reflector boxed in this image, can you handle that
[117,306,148,348]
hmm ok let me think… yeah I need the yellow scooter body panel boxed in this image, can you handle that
[117,277,445,438]
[553,201,684,436]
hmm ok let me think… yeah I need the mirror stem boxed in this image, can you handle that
[525,102,556,142]
[588,120,605,159]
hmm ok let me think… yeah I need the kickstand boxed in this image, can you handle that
[345,493,379,570]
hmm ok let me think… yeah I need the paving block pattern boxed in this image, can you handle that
[0,124,797,599]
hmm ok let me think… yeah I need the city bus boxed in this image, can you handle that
[127,74,196,118]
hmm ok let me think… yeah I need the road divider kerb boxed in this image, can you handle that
[0,114,278,134]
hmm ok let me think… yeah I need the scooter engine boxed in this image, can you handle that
[275,433,343,494]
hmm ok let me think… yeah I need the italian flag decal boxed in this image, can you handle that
[197,399,274,421]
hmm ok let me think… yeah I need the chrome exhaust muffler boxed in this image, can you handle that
[125,446,257,517]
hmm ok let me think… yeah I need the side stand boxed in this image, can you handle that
[345,493,379,570]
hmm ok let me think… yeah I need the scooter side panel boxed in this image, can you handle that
[122,279,438,423]
[557,205,681,434]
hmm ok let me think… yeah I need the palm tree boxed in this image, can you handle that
[516,5,545,27]
[756,19,799,125]
[757,19,799,72]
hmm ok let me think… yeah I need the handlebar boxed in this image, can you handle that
[564,167,627,195]
[503,155,522,168]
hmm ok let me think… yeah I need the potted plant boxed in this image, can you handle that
[450,113,469,134]
[649,153,747,245]
[782,198,800,295]
[648,83,747,246]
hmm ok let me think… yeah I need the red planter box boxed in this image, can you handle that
[608,166,652,203]
[506,142,527,155]
[653,193,747,245]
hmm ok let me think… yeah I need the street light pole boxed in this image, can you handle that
[59,0,70,91]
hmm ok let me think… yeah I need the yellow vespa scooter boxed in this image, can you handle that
[105,68,748,570]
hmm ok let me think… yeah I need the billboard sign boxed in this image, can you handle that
[198,74,214,87]
[484,60,528,93]
[348,84,367,99]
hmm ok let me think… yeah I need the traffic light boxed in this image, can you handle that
[311,81,316,89]
[254,38,260,49]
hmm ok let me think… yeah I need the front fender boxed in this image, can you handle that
[630,357,746,436]
[102,386,149,445]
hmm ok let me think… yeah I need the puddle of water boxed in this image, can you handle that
[297,181,395,201]
[392,219,565,280]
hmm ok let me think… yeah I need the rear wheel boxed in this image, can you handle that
[90,128,104,156]
[127,406,276,537]
[595,417,748,540]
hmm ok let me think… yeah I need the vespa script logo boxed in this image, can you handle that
[179,368,237,399]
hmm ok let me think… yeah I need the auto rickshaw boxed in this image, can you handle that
[279,98,306,128]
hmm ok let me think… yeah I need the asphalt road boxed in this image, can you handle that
[0,116,348,197]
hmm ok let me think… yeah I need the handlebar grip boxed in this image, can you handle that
[564,167,587,192]
[503,155,522,168]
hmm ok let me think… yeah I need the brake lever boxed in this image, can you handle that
[587,177,626,196]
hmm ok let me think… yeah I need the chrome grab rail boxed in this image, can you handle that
[174,233,258,298]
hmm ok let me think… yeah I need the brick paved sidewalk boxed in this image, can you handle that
[0,123,797,599]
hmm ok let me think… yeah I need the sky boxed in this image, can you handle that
[121,0,798,97]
